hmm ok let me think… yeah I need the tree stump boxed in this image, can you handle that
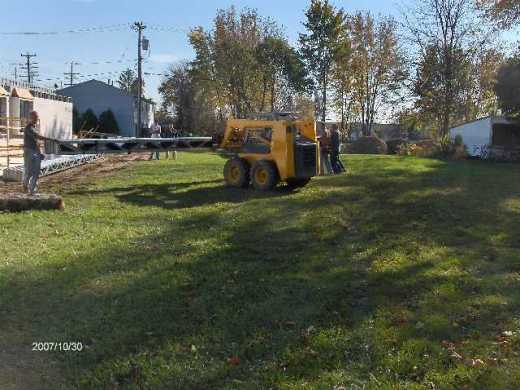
[0,193,64,212]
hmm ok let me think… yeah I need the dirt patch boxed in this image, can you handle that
[0,154,148,195]
[0,332,67,390]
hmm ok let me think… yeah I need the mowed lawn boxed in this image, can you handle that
[1,153,520,389]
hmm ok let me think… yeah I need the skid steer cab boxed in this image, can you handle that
[219,117,320,191]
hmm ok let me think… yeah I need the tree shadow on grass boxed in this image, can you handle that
[2,158,520,388]
[67,179,297,210]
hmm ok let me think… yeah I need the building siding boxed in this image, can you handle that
[58,80,155,137]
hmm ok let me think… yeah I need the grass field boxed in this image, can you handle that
[1,153,520,389]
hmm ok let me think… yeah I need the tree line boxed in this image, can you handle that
[156,0,520,139]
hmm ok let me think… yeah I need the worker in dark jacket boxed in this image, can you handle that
[317,122,333,175]
[23,111,45,194]
[330,125,345,174]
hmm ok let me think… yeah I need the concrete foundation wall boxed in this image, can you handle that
[33,97,73,139]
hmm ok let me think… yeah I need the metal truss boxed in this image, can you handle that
[2,154,101,182]
[45,137,214,155]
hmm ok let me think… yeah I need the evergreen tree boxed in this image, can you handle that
[98,110,120,134]
[82,109,98,131]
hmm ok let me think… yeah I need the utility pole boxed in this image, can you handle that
[64,62,80,86]
[132,22,146,136]
[9,63,18,82]
[20,52,37,84]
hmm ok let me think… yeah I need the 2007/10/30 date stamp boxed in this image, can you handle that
[32,342,84,352]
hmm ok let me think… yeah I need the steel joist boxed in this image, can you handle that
[44,137,214,155]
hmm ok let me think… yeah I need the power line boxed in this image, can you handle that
[0,23,187,36]
[0,23,131,36]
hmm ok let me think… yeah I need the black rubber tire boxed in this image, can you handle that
[251,160,279,191]
[286,177,311,189]
[224,158,250,188]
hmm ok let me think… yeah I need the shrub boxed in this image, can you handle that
[387,139,408,155]
[399,139,441,158]
[348,136,388,155]
[454,134,464,147]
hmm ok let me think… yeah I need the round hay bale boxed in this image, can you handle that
[0,193,64,212]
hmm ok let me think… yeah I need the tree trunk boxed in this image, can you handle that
[270,80,276,112]
[322,72,327,123]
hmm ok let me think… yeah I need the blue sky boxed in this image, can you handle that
[0,0,401,101]
[1,0,518,103]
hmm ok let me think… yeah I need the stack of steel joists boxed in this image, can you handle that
[2,154,101,182]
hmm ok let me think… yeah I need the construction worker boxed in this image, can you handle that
[317,122,333,175]
[330,125,345,174]
[163,125,177,160]
[149,121,161,160]
[22,111,45,194]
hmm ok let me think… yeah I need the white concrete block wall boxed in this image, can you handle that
[33,97,73,139]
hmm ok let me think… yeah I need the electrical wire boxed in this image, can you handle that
[0,23,188,36]
[0,23,132,36]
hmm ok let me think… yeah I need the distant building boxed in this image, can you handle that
[58,80,155,137]
[450,116,520,159]
[325,122,407,142]
[0,78,73,139]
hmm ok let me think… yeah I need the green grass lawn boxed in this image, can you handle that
[1,153,520,389]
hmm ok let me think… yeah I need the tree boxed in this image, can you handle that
[495,56,520,119]
[98,110,120,134]
[181,6,309,126]
[81,109,98,131]
[404,0,490,137]
[255,37,309,112]
[349,12,406,135]
[117,69,144,96]
[159,62,218,135]
[299,0,347,122]
[330,26,353,134]
[477,0,520,28]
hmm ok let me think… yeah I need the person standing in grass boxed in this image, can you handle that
[330,125,345,174]
[149,121,161,160]
[317,122,333,175]
[163,125,177,160]
[22,111,45,195]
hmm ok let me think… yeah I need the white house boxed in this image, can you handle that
[57,80,155,137]
[450,116,520,159]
